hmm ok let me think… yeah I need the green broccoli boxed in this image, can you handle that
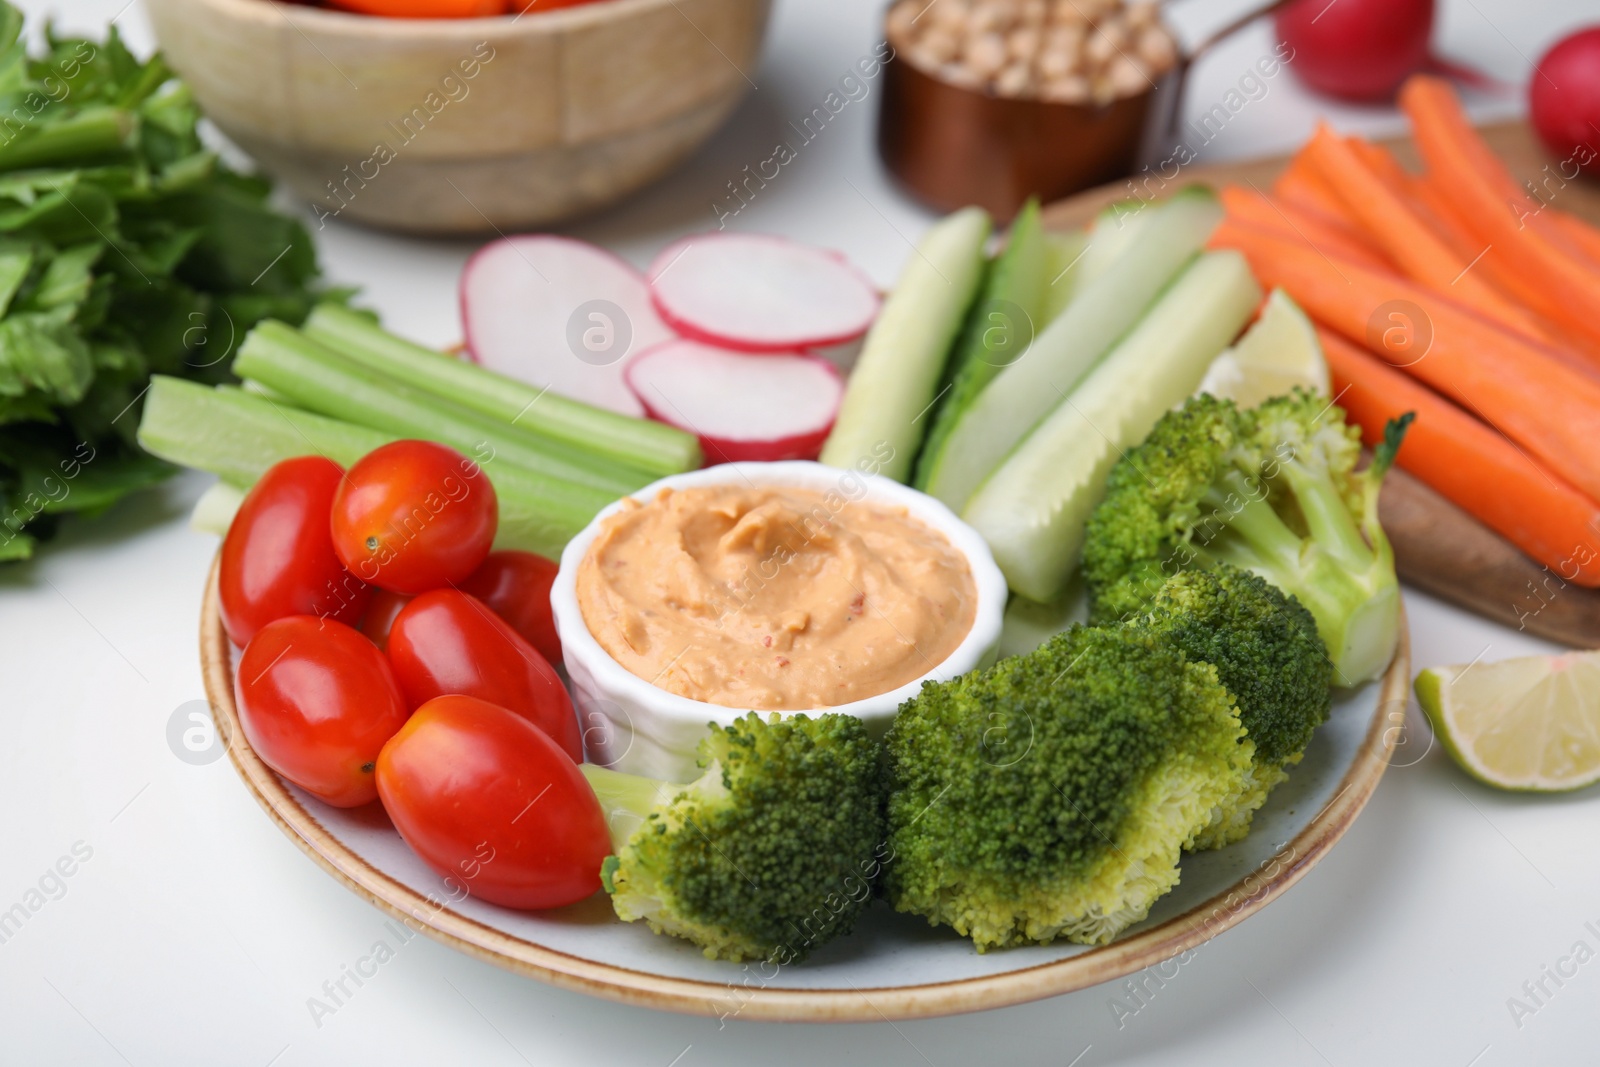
[579,712,886,964]
[883,624,1251,951]
[1133,564,1332,849]
[1082,389,1412,684]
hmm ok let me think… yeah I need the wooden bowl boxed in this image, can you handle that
[145,0,771,234]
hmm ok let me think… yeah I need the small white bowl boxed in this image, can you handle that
[551,461,1008,781]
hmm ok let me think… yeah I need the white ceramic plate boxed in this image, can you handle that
[200,559,1409,1021]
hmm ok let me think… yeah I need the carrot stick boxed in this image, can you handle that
[1320,326,1600,585]
[1551,211,1600,272]
[1218,184,1393,273]
[1303,124,1548,342]
[1209,218,1600,502]
[1399,76,1600,350]
[1273,152,1350,221]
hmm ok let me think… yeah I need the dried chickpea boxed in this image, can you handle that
[1107,54,1150,95]
[916,28,962,64]
[1137,24,1178,72]
[1007,26,1041,61]
[887,1,920,43]
[1037,45,1081,81]
[964,31,1010,77]
[995,62,1035,96]
[932,0,972,33]
[1042,74,1092,103]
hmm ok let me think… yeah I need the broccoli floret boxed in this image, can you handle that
[1133,564,1332,849]
[579,712,886,964]
[1083,389,1411,684]
[883,624,1251,951]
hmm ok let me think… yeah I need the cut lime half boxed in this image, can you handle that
[1415,651,1600,792]
[1197,288,1330,410]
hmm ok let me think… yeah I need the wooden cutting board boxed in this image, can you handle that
[1040,121,1600,648]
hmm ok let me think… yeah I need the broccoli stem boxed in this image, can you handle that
[1278,459,1375,572]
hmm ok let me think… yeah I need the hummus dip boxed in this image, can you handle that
[575,484,978,710]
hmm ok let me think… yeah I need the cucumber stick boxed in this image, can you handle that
[922,187,1223,511]
[1039,227,1088,324]
[137,376,616,558]
[819,206,990,482]
[914,200,1049,489]
[302,304,701,477]
[1076,200,1157,288]
[964,250,1262,602]
[235,322,649,498]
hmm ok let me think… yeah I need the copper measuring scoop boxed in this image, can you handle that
[878,0,1296,220]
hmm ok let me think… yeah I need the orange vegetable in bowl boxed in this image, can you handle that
[326,0,505,16]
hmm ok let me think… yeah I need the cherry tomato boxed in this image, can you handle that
[235,616,411,807]
[359,588,412,652]
[326,0,506,16]
[387,590,583,761]
[331,440,497,596]
[376,695,609,910]
[218,456,370,647]
[458,550,563,665]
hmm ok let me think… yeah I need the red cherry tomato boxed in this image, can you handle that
[331,440,497,596]
[387,590,582,761]
[359,588,413,652]
[235,616,411,807]
[376,695,609,910]
[458,550,563,665]
[218,457,370,647]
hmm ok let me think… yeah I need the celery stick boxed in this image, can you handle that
[234,322,649,498]
[819,206,990,482]
[190,480,244,536]
[137,377,615,557]
[964,250,1262,602]
[302,305,701,477]
[914,200,1049,490]
[923,187,1223,512]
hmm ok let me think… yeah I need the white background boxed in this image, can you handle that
[2,0,1597,1064]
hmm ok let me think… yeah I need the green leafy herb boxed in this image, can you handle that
[0,3,328,559]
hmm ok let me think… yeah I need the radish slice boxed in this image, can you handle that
[461,236,675,417]
[624,340,844,463]
[647,234,881,353]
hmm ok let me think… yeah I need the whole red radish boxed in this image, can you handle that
[458,550,563,665]
[1276,0,1434,102]
[219,456,370,647]
[387,589,582,761]
[376,695,610,910]
[235,616,411,807]
[1530,27,1600,178]
[331,440,497,596]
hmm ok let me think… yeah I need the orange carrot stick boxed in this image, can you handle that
[1399,76,1600,350]
[1320,326,1600,585]
[1209,218,1600,502]
[1303,124,1548,342]
[1218,184,1393,273]
[1273,152,1350,221]
[1551,211,1600,272]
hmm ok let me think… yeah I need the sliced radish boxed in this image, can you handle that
[624,340,844,463]
[461,235,675,417]
[647,233,881,353]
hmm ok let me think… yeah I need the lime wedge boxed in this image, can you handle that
[1415,652,1600,792]
[1197,288,1330,409]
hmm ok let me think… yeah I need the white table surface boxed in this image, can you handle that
[3,1,1597,1064]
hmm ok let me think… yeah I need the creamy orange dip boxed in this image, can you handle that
[575,484,978,710]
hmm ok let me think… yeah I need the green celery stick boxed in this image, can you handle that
[137,377,615,557]
[233,322,650,499]
[302,304,701,477]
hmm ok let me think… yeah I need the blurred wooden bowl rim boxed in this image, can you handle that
[145,0,772,233]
